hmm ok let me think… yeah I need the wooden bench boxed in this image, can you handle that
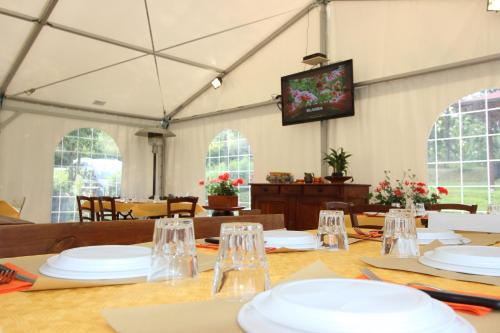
[0,214,285,258]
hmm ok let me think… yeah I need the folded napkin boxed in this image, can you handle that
[0,262,38,294]
[358,275,493,316]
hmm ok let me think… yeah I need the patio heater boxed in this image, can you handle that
[135,127,175,199]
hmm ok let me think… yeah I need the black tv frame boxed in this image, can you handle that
[281,59,354,126]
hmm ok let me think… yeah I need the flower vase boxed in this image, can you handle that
[207,195,238,209]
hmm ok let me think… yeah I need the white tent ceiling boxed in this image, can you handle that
[0,0,315,120]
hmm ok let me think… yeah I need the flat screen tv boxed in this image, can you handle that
[281,59,354,126]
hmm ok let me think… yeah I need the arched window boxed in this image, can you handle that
[52,128,122,222]
[205,129,254,207]
[427,89,500,211]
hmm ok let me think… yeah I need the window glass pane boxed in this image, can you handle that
[488,109,500,134]
[443,103,458,115]
[52,128,122,222]
[428,125,436,139]
[462,187,489,211]
[487,89,500,109]
[461,112,485,136]
[205,129,254,207]
[427,164,436,185]
[462,137,486,161]
[436,163,461,186]
[462,162,488,185]
[460,91,485,112]
[491,187,500,204]
[427,141,435,162]
[437,139,460,161]
[489,136,500,160]
[436,115,459,138]
[490,161,500,186]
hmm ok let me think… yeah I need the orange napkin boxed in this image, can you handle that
[0,262,38,294]
[358,275,493,316]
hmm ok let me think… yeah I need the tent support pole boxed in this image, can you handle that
[0,113,22,131]
[0,0,59,96]
[167,0,319,119]
[319,0,330,177]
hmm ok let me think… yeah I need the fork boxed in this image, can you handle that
[361,268,500,310]
[0,269,15,284]
[0,264,36,284]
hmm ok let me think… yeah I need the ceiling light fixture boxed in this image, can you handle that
[487,0,500,11]
[211,77,223,89]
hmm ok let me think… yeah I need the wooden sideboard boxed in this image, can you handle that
[250,183,370,230]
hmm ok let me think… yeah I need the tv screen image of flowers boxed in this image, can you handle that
[281,59,354,126]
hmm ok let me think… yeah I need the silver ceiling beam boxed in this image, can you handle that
[3,97,160,127]
[0,0,59,96]
[46,22,224,73]
[0,7,223,74]
[167,0,319,119]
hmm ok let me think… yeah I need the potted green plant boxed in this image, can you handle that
[199,172,244,208]
[323,147,353,183]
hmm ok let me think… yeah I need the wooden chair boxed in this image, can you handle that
[425,203,478,214]
[0,214,285,258]
[239,209,262,216]
[167,196,198,218]
[97,196,135,221]
[76,195,98,222]
[349,203,391,229]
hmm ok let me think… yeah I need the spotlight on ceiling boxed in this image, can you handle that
[488,0,500,11]
[211,77,223,89]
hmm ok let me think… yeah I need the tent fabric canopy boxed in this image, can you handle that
[0,0,313,119]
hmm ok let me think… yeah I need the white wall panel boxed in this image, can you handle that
[329,0,500,82]
[0,112,152,223]
[166,104,320,199]
[176,7,321,118]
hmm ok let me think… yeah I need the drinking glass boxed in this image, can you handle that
[381,211,419,257]
[148,218,198,282]
[415,203,426,217]
[316,210,349,251]
[487,204,500,215]
[212,222,270,301]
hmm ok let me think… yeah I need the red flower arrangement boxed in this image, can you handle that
[199,172,244,196]
[370,170,448,206]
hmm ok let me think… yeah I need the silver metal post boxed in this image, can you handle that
[319,0,329,177]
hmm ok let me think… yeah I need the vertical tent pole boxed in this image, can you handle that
[319,0,330,177]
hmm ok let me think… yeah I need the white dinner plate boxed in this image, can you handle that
[238,282,475,333]
[416,228,461,240]
[363,212,385,217]
[426,246,500,269]
[45,245,151,273]
[265,242,317,250]
[419,251,500,277]
[264,230,315,246]
[39,263,150,280]
[418,237,471,245]
[239,279,468,333]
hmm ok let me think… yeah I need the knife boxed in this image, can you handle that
[361,268,500,310]
[0,264,37,284]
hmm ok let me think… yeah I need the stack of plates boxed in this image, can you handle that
[238,279,474,333]
[264,230,316,250]
[39,245,151,280]
[419,246,500,276]
[417,228,470,245]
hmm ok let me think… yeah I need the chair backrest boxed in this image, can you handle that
[167,196,198,217]
[239,209,262,216]
[348,203,391,229]
[324,201,357,227]
[76,195,98,222]
[0,214,285,258]
[97,196,118,221]
[425,203,478,214]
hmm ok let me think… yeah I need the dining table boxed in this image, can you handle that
[0,229,498,333]
[92,200,205,218]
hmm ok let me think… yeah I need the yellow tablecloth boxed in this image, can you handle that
[345,215,424,228]
[0,200,20,219]
[0,239,499,332]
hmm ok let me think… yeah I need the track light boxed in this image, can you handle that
[211,77,223,89]
[488,0,500,11]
